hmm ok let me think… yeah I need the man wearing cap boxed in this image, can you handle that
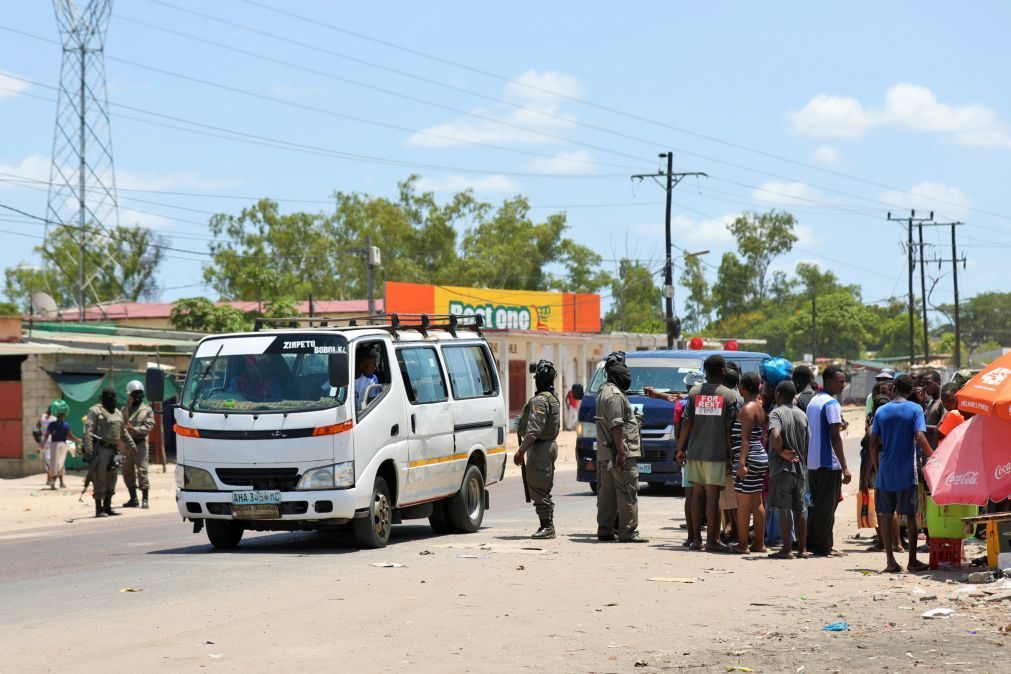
[83,387,137,518]
[122,380,156,509]
[866,369,895,418]
[514,360,561,539]
[595,352,647,543]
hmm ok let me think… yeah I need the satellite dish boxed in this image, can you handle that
[31,292,59,319]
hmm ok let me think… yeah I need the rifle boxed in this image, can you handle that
[520,462,531,503]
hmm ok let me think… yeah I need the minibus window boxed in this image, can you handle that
[443,345,498,399]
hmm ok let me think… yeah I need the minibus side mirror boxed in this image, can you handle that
[571,384,584,401]
[146,367,165,403]
[328,352,349,389]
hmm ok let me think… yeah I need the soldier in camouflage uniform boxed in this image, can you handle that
[83,387,137,518]
[595,352,647,543]
[122,380,156,509]
[514,360,561,539]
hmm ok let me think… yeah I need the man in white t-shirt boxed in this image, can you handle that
[805,365,851,557]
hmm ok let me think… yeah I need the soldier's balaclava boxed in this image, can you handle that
[604,351,632,392]
[100,387,117,413]
[533,360,556,393]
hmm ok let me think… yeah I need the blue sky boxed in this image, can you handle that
[1,1,1009,325]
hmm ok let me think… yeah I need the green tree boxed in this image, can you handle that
[169,297,250,333]
[5,224,166,310]
[603,260,662,333]
[678,254,711,333]
[203,177,607,303]
[712,252,753,320]
[938,292,1011,353]
[725,209,798,306]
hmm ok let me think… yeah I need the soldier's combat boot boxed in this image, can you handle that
[122,487,139,508]
[103,495,121,516]
[532,518,555,539]
[95,499,108,518]
[141,489,149,509]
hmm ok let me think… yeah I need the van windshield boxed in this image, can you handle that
[587,358,702,395]
[181,333,349,413]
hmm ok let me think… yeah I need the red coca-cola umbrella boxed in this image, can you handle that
[924,414,1011,505]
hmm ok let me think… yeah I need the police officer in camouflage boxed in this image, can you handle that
[122,379,156,509]
[82,387,136,518]
[595,352,647,543]
[514,360,561,539]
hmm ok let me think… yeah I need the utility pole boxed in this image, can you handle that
[917,223,931,363]
[358,236,381,318]
[810,282,817,363]
[925,221,966,368]
[887,210,934,366]
[631,153,707,349]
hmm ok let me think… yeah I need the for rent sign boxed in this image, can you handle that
[385,281,601,333]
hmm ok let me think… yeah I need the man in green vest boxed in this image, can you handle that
[82,387,137,518]
[514,360,561,539]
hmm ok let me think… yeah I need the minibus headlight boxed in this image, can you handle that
[297,462,354,490]
[181,465,216,491]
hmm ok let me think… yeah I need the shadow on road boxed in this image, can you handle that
[147,523,444,555]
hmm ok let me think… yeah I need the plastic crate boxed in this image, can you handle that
[925,496,978,539]
[929,537,964,570]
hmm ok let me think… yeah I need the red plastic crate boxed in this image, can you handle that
[929,537,964,570]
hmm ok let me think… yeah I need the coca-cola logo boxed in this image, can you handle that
[995,462,1011,481]
[946,471,979,486]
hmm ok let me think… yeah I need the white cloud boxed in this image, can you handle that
[813,145,840,163]
[405,70,582,148]
[527,149,597,175]
[789,94,874,139]
[114,168,242,192]
[0,154,50,186]
[752,180,822,206]
[119,207,172,229]
[503,69,584,102]
[879,181,973,218]
[790,84,1011,149]
[415,174,520,194]
[270,83,323,98]
[672,213,737,245]
[0,72,30,98]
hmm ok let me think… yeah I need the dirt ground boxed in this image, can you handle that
[4,409,1011,672]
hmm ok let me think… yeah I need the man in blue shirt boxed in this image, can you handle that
[871,374,934,573]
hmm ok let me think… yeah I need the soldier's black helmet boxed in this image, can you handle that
[533,359,556,391]
[604,351,626,371]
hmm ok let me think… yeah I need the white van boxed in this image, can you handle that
[153,315,508,549]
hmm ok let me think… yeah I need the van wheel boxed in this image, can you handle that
[206,520,244,549]
[448,464,485,533]
[429,499,453,534]
[353,476,392,548]
[589,481,598,496]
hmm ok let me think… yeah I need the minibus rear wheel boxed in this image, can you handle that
[206,520,244,549]
[448,464,485,533]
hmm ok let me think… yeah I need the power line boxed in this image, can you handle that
[234,0,1011,225]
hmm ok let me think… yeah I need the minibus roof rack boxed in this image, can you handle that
[252,313,483,338]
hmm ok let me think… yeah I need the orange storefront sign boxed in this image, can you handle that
[385,281,600,333]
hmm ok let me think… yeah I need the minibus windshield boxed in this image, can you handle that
[181,334,349,413]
